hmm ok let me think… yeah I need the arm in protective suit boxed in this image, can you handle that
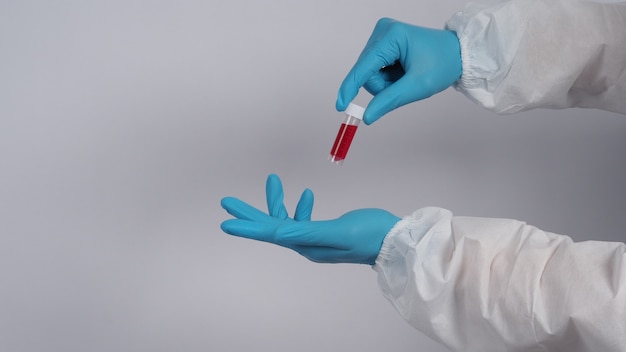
[376,207,626,352]
[447,0,626,114]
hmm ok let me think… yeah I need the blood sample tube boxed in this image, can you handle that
[329,103,365,165]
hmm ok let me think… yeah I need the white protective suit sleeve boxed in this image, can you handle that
[374,207,626,352]
[445,0,626,114]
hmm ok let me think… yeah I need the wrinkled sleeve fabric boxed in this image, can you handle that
[374,207,626,352]
[445,0,626,114]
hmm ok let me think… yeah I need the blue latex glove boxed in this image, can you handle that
[220,174,401,265]
[336,18,462,124]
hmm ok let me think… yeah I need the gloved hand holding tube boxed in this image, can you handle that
[336,18,462,124]
[221,174,400,265]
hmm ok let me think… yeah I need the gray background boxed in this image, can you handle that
[2,0,625,351]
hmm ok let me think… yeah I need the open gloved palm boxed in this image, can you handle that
[220,174,400,265]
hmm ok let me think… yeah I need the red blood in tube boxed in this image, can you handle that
[330,123,358,161]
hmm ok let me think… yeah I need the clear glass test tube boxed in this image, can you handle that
[329,103,365,165]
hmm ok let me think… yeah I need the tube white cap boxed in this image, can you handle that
[345,103,365,120]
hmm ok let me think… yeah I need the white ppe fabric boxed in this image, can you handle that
[445,0,626,114]
[374,207,626,352]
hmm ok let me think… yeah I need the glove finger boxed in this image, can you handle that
[363,74,429,124]
[221,196,270,222]
[294,188,314,221]
[266,174,289,220]
[362,62,405,96]
[362,71,389,96]
[220,219,278,243]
